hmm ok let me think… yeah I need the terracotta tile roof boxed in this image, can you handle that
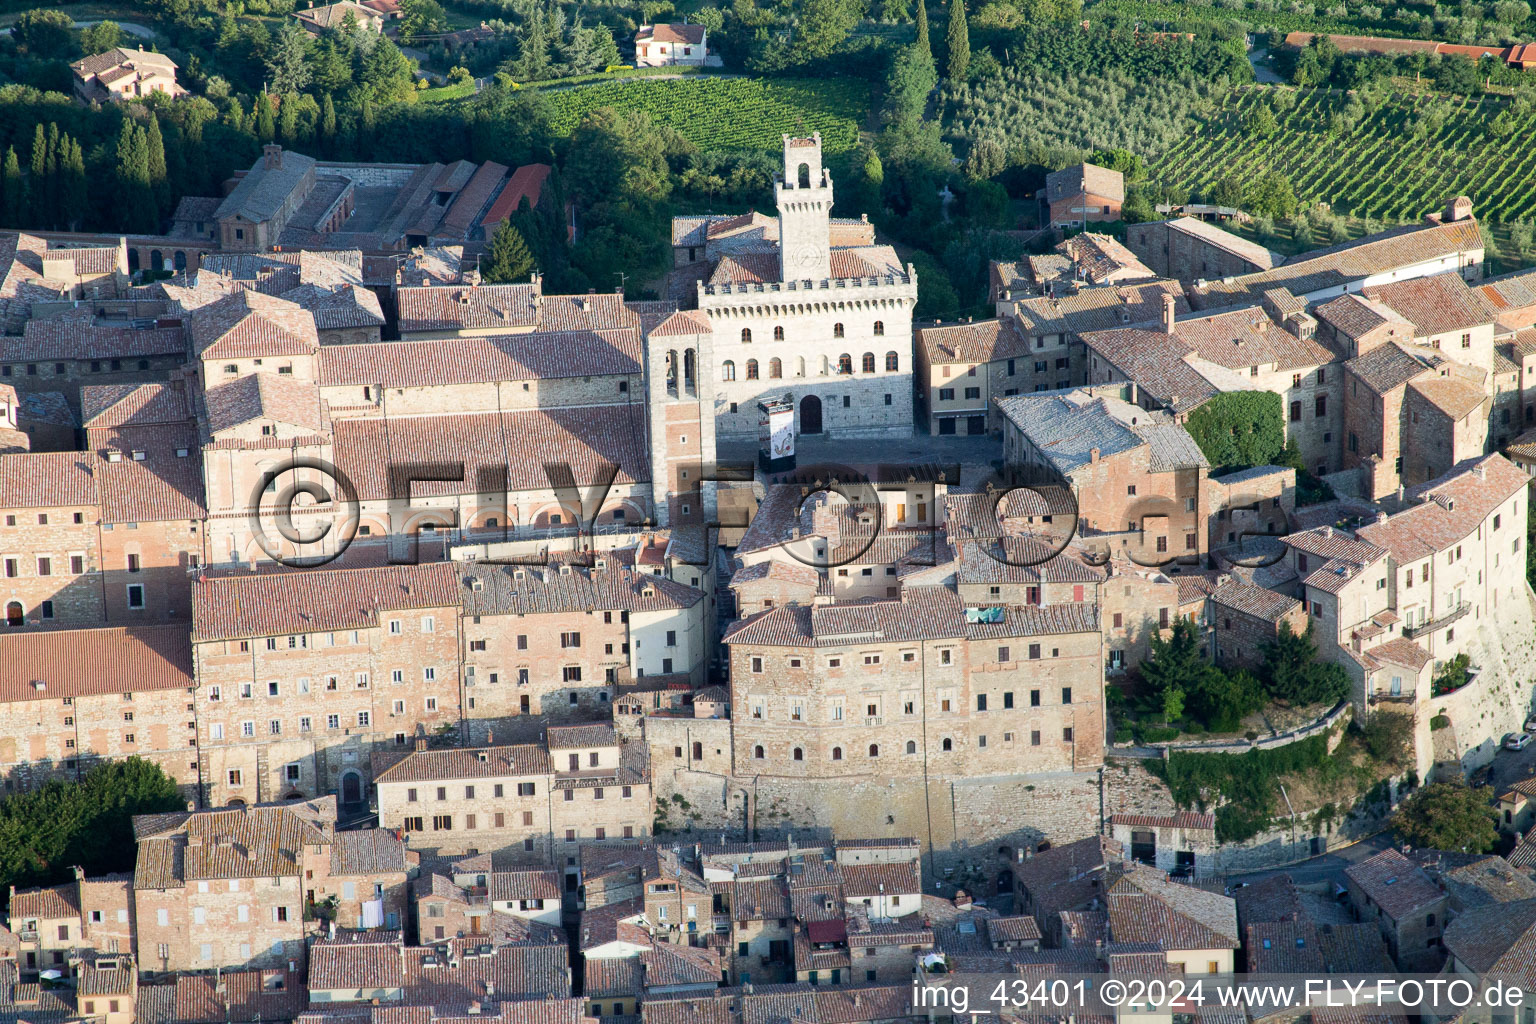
[375,744,552,785]
[488,870,560,903]
[7,884,79,921]
[438,162,510,239]
[579,897,648,951]
[1210,580,1299,622]
[331,829,409,876]
[1441,898,1536,987]
[191,562,460,642]
[1171,305,1336,371]
[641,941,720,987]
[1314,292,1410,342]
[1012,280,1186,338]
[637,23,706,43]
[82,381,190,430]
[538,293,636,333]
[1057,233,1154,284]
[5,322,184,362]
[320,330,640,389]
[204,372,325,434]
[1407,376,1488,420]
[174,970,306,1024]
[729,559,821,588]
[985,915,1042,944]
[400,942,570,1003]
[0,451,99,509]
[1363,637,1430,672]
[282,283,386,331]
[97,451,206,523]
[1357,454,1528,561]
[647,310,712,337]
[0,624,191,702]
[481,164,553,228]
[462,563,702,617]
[1105,867,1239,950]
[397,285,539,334]
[1509,827,1536,868]
[1344,849,1443,920]
[333,405,647,501]
[1193,221,1484,307]
[1345,341,1435,394]
[1363,269,1496,337]
[135,804,334,889]
[72,46,178,75]
[917,318,1029,365]
[584,957,643,998]
[1108,812,1215,830]
[186,291,318,360]
[1246,921,1324,973]
[1045,163,1125,204]
[1440,856,1536,911]
[1013,836,1124,919]
[839,862,920,898]
[309,936,402,991]
[1076,327,1230,414]
[723,585,1098,647]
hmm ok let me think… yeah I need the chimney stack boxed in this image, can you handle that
[263,144,283,171]
[1162,293,1177,335]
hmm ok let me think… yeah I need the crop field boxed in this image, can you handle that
[542,77,870,152]
[1153,86,1536,222]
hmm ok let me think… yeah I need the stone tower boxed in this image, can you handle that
[776,133,833,282]
[642,311,717,530]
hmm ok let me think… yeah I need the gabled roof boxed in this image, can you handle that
[1106,866,1239,951]
[1344,849,1442,920]
[214,149,319,225]
[186,291,318,360]
[1045,163,1125,204]
[204,372,325,435]
[637,23,707,43]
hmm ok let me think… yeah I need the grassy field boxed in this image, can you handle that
[1151,86,1536,224]
[541,77,871,152]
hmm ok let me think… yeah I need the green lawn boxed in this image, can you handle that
[541,76,871,152]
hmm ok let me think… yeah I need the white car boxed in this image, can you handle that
[1506,732,1532,752]
[1525,716,1536,732]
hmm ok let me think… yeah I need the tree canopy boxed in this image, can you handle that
[1392,781,1498,853]
[0,758,182,896]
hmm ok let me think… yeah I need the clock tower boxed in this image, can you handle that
[776,133,833,282]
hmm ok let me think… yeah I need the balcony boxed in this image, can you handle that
[1403,602,1469,640]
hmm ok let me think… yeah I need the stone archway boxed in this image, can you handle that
[340,771,363,806]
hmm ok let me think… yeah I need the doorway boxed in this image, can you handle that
[800,394,822,434]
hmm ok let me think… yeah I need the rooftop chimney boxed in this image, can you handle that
[263,144,283,171]
[1162,292,1177,335]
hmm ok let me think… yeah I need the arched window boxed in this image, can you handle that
[819,355,829,376]
[862,352,875,373]
[774,325,784,340]
[941,737,953,752]
[722,360,736,381]
[792,747,803,761]
[753,745,764,759]
[833,322,845,338]
[797,163,811,188]
[4,601,22,627]
[746,359,759,380]
[905,740,917,754]
[874,320,885,336]
[837,354,852,375]
[741,328,752,344]
[796,357,806,377]
[832,746,843,761]
[769,358,783,379]
[886,351,899,372]
[868,744,880,758]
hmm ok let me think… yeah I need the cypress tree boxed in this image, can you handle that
[256,93,276,142]
[3,148,25,228]
[483,221,535,283]
[945,0,969,81]
[915,0,930,58]
[278,93,300,145]
[60,136,86,230]
[43,122,60,228]
[29,124,45,229]
[145,115,169,216]
[321,93,337,152]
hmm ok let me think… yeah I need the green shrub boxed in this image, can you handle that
[1185,391,1286,469]
[1146,732,1332,842]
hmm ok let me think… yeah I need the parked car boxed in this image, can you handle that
[1506,732,1532,751]
[1525,716,1536,732]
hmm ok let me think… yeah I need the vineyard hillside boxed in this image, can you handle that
[542,78,870,152]
[1152,87,1536,222]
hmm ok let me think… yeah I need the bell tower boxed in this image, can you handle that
[776,133,833,282]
